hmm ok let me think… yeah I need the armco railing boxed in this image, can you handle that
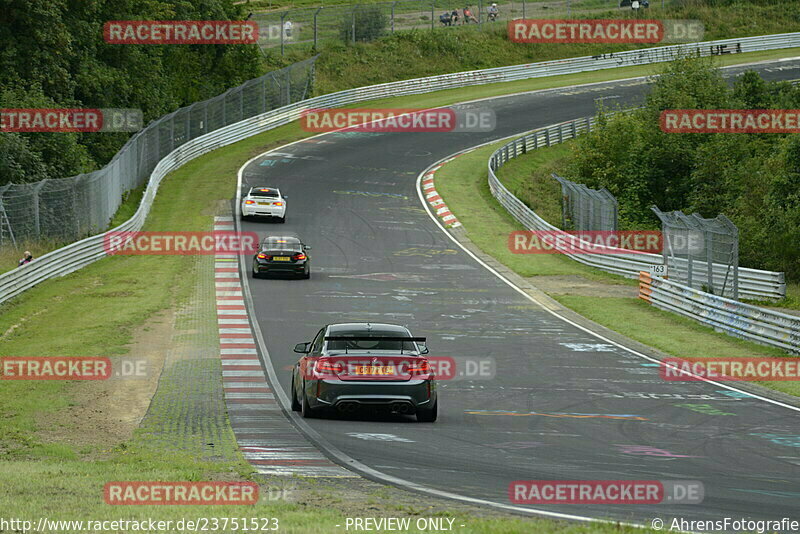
[488,117,786,300]
[639,272,799,354]
[2,32,800,306]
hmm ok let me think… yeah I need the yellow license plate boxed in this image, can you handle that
[353,366,395,375]
[273,256,290,261]
[257,201,271,205]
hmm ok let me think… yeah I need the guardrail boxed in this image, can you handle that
[639,272,799,354]
[487,117,787,300]
[3,32,800,307]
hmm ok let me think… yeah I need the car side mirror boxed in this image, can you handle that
[282,195,288,199]
[304,245,312,250]
[294,342,311,353]
[420,345,429,355]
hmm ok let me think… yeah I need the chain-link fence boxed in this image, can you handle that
[252,0,674,53]
[0,58,317,248]
[651,206,739,300]
[552,173,618,231]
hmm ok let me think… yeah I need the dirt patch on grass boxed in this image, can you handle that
[35,310,173,454]
[528,274,638,298]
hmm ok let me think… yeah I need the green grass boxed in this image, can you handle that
[278,0,800,94]
[433,137,800,398]
[0,184,148,276]
[0,116,670,533]
[3,45,800,529]
[496,142,572,228]
[438,142,634,282]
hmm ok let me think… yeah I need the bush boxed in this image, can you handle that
[568,55,800,278]
[340,6,388,43]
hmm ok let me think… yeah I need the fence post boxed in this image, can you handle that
[545,129,550,146]
[431,3,434,30]
[522,0,525,19]
[281,12,288,55]
[705,227,714,294]
[314,7,322,49]
[0,184,14,247]
[732,229,739,300]
[479,0,483,25]
[31,180,46,238]
[391,2,396,33]
[261,77,267,114]
[352,7,357,43]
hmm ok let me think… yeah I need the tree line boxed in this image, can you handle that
[0,0,263,185]
[568,56,800,279]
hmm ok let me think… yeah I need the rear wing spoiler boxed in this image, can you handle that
[324,336,427,355]
[324,336,426,342]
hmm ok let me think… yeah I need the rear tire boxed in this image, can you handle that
[251,263,262,279]
[300,383,317,418]
[416,401,437,422]
[300,265,311,279]
[290,375,301,412]
[277,216,286,224]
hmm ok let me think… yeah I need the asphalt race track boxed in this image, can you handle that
[238,59,800,526]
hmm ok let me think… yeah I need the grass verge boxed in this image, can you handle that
[2,51,799,529]
[432,139,799,398]
[0,123,664,531]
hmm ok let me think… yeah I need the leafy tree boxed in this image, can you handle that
[340,6,388,44]
[568,55,800,279]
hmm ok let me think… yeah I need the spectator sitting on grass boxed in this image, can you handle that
[440,11,452,26]
[18,250,33,267]
[451,9,460,24]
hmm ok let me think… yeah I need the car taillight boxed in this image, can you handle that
[408,359,430,375]
[274,201,284,206]
[245,200,255,204]
[292,253,306,260]
[315,359,343,374]
[257,253,270,260]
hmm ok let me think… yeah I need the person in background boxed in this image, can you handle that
[463,6,478,23]
[487,2,499,21]
[283,19,293,38]
[451,9,460,24]
[18,251,33,267]
[440,10,452,26]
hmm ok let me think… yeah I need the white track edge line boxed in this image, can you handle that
[415,147,800,414]
[234,130,649,526]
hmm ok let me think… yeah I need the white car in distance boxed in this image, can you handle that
[241,187,287,223]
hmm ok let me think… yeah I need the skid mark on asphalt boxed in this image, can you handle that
[213,216,356,478]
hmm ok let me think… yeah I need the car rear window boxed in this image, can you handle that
[326,331,417,351]
[262,237,301,251]
[250,188,280,197]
